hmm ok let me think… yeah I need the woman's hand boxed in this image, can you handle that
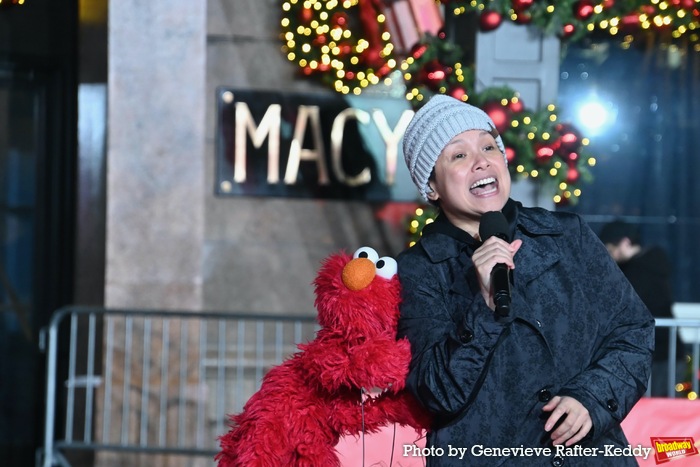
[471,236,522,310]
[542,395,593,446]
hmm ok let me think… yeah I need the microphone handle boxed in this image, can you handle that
[491,263,511,317]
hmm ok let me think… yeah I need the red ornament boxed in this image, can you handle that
[376,63,392,78]
[331,12,348,27]
[602,0,615,8]
[559,133,579,153]
[620,13,640,30]
[508,99,524,114]
[437,28,447,40]
[419,60,448,90]
[480,10,503,31]
[482,101,511,134]
[561,132,578,149]
[300,7,314,23]
[362,47,384,69]
[680,0,695,9]
[562,23,576,38]
[555,123,581,152]
[534,143,555,163]
[425,61,446,81]
[512,0,534,12]
[505,147,516,164]
[566,167,580,183]
[547,137,562,153]
[514,12,532,24]
[410,43,428,60]
[640,5,656,15]
[449,87,467,101]
[337,42,353,56]
[574,0,595,21]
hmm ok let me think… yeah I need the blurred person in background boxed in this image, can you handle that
[599,220,687,397]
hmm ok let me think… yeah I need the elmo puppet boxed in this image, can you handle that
[216,246,430,466]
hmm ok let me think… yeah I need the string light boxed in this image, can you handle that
[281,0,396,95]
[447,0,700,44]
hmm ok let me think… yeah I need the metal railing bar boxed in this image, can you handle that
[41,311,60,467]
[235,320,245,414]
[53,441,219,456]
[177,319,188,446]
[275,321,283,362]
[158,319,170,447]
[195,319,206,448]
[215,319,227,442]
[139,318,152,447]
[48,305,315,323]
[668,326,678,397]
[84,313,97,443]
[693,337,700,395]
[65,312,78,442]
[120,316,133,445]
[102,315,115,443]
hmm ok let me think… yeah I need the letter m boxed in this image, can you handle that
[234,102,281,183]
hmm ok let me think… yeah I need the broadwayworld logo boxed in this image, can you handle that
[650,437,699,464]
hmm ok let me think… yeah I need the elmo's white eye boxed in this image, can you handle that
[353,246,379,263]
[375,256,397,279]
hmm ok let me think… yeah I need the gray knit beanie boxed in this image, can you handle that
[402,94,506,201]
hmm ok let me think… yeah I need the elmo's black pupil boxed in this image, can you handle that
[359,252,368,258]
[376,260,385,268]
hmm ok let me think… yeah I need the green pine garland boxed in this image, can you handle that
[446,0,700,43]
[280,0,397,95]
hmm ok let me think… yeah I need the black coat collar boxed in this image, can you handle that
[419,199,563,263]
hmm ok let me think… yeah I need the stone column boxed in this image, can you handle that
[103,3,207,466]
[106,0,206,310]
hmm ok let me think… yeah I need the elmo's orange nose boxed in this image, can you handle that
[342,257,376,291]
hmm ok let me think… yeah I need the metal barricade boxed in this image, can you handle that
[37,306,318,467]
[652,318,700,398]
[37,308,700,466]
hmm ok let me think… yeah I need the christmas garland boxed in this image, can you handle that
[281,0,700,99]
[445,0,700,43]
[280,0,397,95]
[280,0,700,220]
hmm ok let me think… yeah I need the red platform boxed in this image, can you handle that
[336,397,700,466]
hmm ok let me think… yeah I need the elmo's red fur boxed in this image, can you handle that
[216,247,430,466]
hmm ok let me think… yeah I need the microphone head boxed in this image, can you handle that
[479,211,511,242]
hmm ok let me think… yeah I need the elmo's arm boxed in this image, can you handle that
[299,335,411,393]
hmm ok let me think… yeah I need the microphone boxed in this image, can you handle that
[478,211,512,317]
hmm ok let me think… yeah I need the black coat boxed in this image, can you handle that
[618,246,682,362]
[397,200,654,466]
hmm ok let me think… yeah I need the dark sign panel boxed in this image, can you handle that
[215,88,419,201]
